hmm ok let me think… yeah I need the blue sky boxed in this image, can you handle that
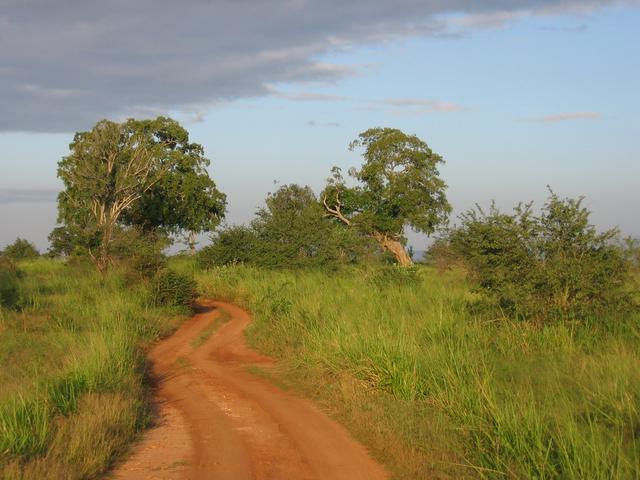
[1,2,638,251]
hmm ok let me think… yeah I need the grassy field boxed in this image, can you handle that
[1,257,638,479]
[0,259,187,479]
[183,260,640,479]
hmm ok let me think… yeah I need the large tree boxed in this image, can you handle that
[120,117,227,253]
[56,116,225,269]
[322,128,451,265]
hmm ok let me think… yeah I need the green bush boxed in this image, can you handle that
[111,227,169,278]
[450,191,631,321]
[150,269,197,308]
[200,185,374,270]
[198,225,257,267]
[0,257,20,309]
[251,184,368,269]
[2,238,39,260]
[424,236,460,272]
[622,236,640,272]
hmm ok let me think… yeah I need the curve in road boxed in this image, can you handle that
[113,300,388,480]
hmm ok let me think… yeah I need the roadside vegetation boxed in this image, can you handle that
[1,116,638,478]
[0,258,196,479]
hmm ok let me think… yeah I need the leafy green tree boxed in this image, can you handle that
[57,119,166,270]
[2,238,39,260]
[322,128,451,265]
[121,117,226,253]
[201,185,372,269]
[252,184,369,268]
[55,117,225,270]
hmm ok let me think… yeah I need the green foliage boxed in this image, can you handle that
[120,117,227,243]
[111,227,169,278]
[2,238,39,260]
[200,184,374,269]
[0,259,187,478]
[198,225,257,267]
[0,257,20,309]
[622,236,640,272]
[321,128,451,264]
[252,184,370,268]
[55,118,171,269]
[47,225,97,258]
[151,269,198,307]
[194,264,640,480]
[425,236,460,272]
[450,191,631,320]
[54,116,226,269]
[370,264,422,287]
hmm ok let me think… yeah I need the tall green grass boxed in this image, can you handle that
[192,263,640,479]
[0,259,187,479]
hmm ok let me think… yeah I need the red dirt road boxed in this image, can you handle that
[112,301,388,480]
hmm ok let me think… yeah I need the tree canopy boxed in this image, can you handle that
[1,238,39,260]
[322,127,451,265]
[200,184,371,269]
[120,117,226,251]
[55,116,225,269]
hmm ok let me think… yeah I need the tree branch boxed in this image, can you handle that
[322,192,352,226]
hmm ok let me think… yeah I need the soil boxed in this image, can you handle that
[111,301,388,480]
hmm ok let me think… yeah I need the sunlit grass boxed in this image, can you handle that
[0,259,187,479]
[2,256,637,479]
[193,262,640,479]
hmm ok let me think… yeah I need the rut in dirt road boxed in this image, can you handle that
[113,301,389,480]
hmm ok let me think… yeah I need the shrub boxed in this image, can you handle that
[450,191,630,321]
[425,236,460,272]
[622,236,640,272]
[150,269,197,308]
[47,225,98,258]
[198,225,257,268]
[111,227,169,278]
[199,185,375,270]
[2,238,39,260]
[0,257,20,309]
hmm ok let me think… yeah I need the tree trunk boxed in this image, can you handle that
[373,233,413,266]
[188,231,197,255]
[97,222,113,273]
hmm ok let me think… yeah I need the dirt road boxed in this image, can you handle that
[113,301,388,480]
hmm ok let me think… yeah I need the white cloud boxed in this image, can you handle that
[382,98,465,113]
[307,120,341,127]
[526,111,601,122]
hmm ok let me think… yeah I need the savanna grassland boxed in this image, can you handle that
[2,120,639,479]
[0,259,190,479]
[183,260,640,480]
[1,255,639,479]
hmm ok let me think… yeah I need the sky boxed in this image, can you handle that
[1,0,639,251]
